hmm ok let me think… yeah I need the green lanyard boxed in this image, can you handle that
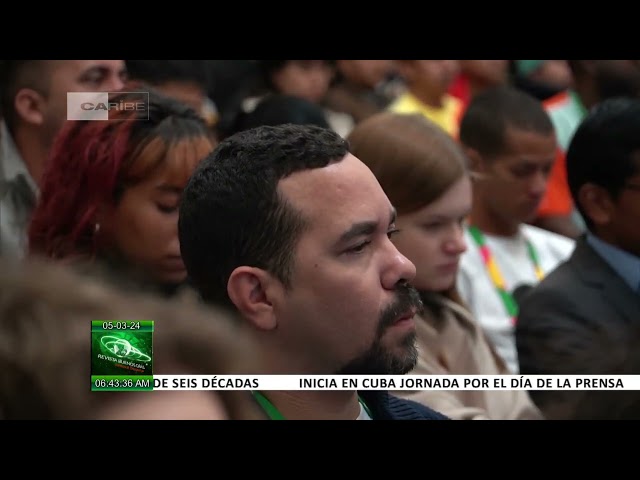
[251,391,373,420]
[252,391,286,420]
[467,226,544,325]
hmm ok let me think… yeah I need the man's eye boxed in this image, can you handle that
[348,241,370,254]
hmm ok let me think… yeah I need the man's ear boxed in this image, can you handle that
[578,183,614,227]
[14,88,46,127]
[227,266,278,331]
[464,147,487,180]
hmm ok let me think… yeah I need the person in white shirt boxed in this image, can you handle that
[457,86,575,373]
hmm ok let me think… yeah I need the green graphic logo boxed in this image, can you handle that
[91,321,153,377]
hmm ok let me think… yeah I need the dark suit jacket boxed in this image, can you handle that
[516,236,640,419]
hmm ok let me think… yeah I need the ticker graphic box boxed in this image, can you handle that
[91,321,153,391]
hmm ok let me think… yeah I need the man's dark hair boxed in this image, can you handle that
[178,123,349,306]
[459,85,554,157]
[566,97,640,230]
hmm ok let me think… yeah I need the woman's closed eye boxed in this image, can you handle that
[156,203,179,214]
[422,221,445,230]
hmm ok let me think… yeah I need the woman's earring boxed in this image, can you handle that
[94,223,101,234]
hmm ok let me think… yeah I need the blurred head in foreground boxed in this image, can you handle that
[0,257,266,420]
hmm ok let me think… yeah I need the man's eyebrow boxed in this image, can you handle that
[337,208,397,245]
[337,221,378,245]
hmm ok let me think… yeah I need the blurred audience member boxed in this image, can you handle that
[449,60,510,111]
[125,60,218,133]
[535,60,640,239]
[28,89,214,297]
[205,60,261,140]
[512,60,573,102]
[390,60,463,138]
[229,94,330,135]
[0,256,266,420]
[258,60,335,104]
[0,60,127,257]
[244,60,354,137]
[324,60,402,124]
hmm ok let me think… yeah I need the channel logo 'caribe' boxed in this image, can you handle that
[80,100,146,111]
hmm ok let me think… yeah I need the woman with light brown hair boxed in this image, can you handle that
[348,112,542,419]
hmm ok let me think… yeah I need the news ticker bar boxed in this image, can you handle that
[91,374,635,392]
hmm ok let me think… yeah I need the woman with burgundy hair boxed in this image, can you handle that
[28,88,215,296]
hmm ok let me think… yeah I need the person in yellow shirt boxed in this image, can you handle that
[389,60,463,138]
